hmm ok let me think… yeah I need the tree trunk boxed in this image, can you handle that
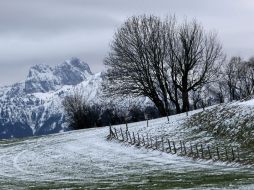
[181,73,190,112]
[157,103,168,117]
[174,87,181,113]
[182,90,190,112]
[147,93,168,117]
[153,98,168,116]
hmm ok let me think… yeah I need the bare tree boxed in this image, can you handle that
[104,15,174,116]
[191,88,203,110]
[224,57,242,101]
[104,15,224,115]
[238,58,254,98]
[167,20,224,112]
[221,56,254,101]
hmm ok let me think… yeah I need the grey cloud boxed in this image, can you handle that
[0,1,120,37]
[0,0,254,86]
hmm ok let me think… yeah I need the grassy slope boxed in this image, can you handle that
[119,98,254,164]
[182,98,254,164]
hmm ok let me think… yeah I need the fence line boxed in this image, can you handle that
[108,126,241,163]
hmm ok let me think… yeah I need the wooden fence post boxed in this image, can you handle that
[114,128,118,139]
[180,140,183,154]
[146,133,149,147]
[137,133,140,146]
[126,122,128,131]
[161,137,164,151]
[225,147,228,161]
[231,147,235,161]
[142,135,145,146]
[155,137,158,149]
[190,143,193,156]
[167,139,171,153]
[110,125,116,138]
[120,128,124,141]
[208,146,212,159]
[126,130,128,141]
[237,147,240,161]
[195,144,199,158]
[109,125,112,138]
[183,141,187,155]
[132,132,136,144]
[147,119,149,127]
[216,146,220,160]
[173,141,177,154]
[128,131,132,143]
[201,144,204,159]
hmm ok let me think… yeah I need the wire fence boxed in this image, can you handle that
[107,125,241,163]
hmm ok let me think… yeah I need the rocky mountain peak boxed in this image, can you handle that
[64,57,92,75]
[27,64,53,77]
[24,58,93,94]
[54,57,93,86]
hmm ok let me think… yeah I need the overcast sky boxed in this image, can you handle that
[1,0,254,86]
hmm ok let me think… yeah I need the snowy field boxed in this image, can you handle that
[1,110,254,189]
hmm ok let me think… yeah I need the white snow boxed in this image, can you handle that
[237,98,254,107]
[0,111,253,189]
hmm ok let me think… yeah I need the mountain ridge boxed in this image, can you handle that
[0,58,151,139]
[0,58,98,138]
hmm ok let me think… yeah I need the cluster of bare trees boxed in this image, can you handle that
[62,89,160,130]
[63,15,254,130]
[104,15,224,116]
[62,89,100,130]
[222,56,254,101]
[170,56,254,110]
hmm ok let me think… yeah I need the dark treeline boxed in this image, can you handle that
[62,89,160,130]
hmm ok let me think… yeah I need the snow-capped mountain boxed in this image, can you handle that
[25,57,92,94]
[0,58,151,139]
[0,58,98,139]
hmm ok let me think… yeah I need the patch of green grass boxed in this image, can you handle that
[2,170,253,190]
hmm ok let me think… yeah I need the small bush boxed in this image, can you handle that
[62,90,100,130]
[63,89,160,129]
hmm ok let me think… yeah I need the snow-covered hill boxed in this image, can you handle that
[0,110,254,189]
[0,58,151,139]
